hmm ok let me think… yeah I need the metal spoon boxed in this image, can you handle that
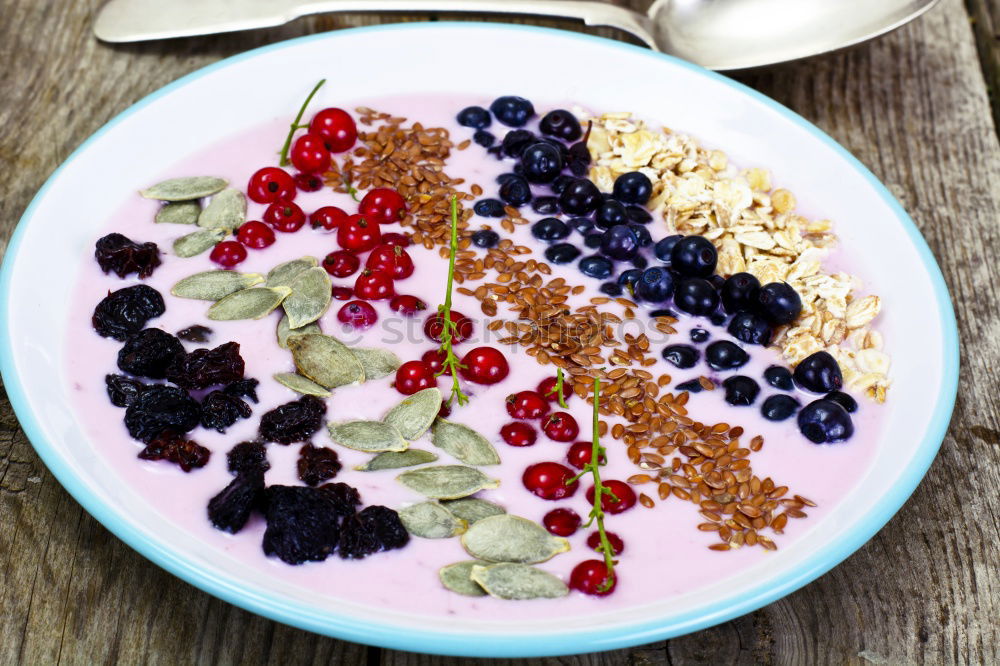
[94,0,939,70]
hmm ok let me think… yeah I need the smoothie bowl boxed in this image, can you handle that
[0,24,957,657]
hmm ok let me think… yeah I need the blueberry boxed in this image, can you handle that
[539,109,582,141]
[579,255,613,279]
[496,173,519,186]
[662,344,699,369]
[490,96,534,127]
[722,376,760,406]
[798,399,854,443]
[457,106,491,129]
[654,235,683,263]
[690,328,710,343]
[537,136,570,162]
[630,254,649,269]
[676,379,704,393]
[764,365,794,391]
[761,394,800,421]
[600,225,639,260]
[566,142,590,176]
[625,205,653,224]
[531,217,570,242]
[674,278,720,316]
[825,390,858,413]
[705,340,749,371]
[721,272,761,313]
[755,282,802,325]
[618,268,643,290]
[612,172,653,205]
[531,196,561,215]
[670,236,718,278]
[634,267,674,303]
[793,351,843,393]
[471,230,500,248]
[520,142,563,183]
[568,216,594,234]
[501,129,536,158]
[545,243,582,264]
[710,312,727,326]
[650,308,677,318]
[594,199,628,229]
[473,198,505,218]
[473,130,495,147]
[559,178,602,216]
[599,282,623,297]
[551,175,575,195]
[629,224,652,247]
[727,311,773,346]
[498,175,532,207]
[583,233,604,249]
[709,275,726,290]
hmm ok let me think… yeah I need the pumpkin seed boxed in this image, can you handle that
[173,228,226,258]
[206,286,290,320]
[441,497,506,524]
[155,201,200,225]
[354,449,438,472]
[383,388,441,440]
[283,267,331,329]
[288,334,364,388]
[266,257,318,289]
[470,563,568,600]
[439,561,488,597]
[140,176,228,201]
[273,372,331,397]
[398,502,468,538]
[327,421,407,452]
[276,314,321,349]
[171,270,264,300]
[198,188,246,231]
[352,347,401,380]
[431,419,500,466]
[396,465,499,500]
[461,515,569,564]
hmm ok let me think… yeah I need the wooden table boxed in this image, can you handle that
[2,0,999,662]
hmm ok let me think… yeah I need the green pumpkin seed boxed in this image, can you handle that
[396,465,499,500]
[266,256,318,289]
[273,372,331,397]
[461,515,569,564]
[431,419,500,466]
[352,347,402,381]
[354,449,438,472]
[173,228,226,258]
[383,388,441,440]
[439,561,489,597]
[283,267,332,329]
[155,201,200,225]
[276,314,321,349]
[198,188,246,231]
[140,176,228,201]
[171,270,264,300]
[399,502,468,538]
[206,286,291,320]
[288,334,364,388]
[328,421,407,452]
[470,563,568,600]
[441,497,506,524]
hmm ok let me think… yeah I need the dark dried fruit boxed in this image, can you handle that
[297,444,342,486]
[208,470,265,533]
[166,341,245,389]
[200,390,252,433]
[177,325,213,342]
[227,441,270,476]
[95,232,161,279]
[137,429,210,471]
[105,374,148,408]
[258,395,326,444]
[337,506,409,559]
[319,482,362,518]
[262,485,343,565]
[224,378,259,403]
[92,285,165,341]
[124,385,201,443]
[116,328,185,379]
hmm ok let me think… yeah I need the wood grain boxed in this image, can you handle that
[2,0,999,663]
[966,0,1000,127]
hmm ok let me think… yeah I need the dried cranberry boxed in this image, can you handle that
[166,341,245,389]
[138,430,210,472]
[92,285,165,341]
[176,325,212,342]
[207,470,265,533]
[258,395,326,444]
[200,390,252,433]
[95,233,161,279]
[337,505,409,559]
[262,485,343,564]
[105,374,148,408]
[297,444,342,486]
[124,386,201,443]
[116,328,184,379]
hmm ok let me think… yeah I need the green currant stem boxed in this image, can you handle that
[547,367,569,409]
[278,79,326,166]
[436,196,469,407]
[344,174,361,202]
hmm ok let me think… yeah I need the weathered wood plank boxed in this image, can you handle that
[965,0,1000,129]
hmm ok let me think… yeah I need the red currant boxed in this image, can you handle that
[337,214,381,252]
[543,508,581,537]
[500,422,536,447]
[569,560,616,596]
[293,172,324,192]
[209,241,247,268]
[290,133,331,174]
[586,531,624,556]
[421,349,450,375]
[537,376,572,404]
[586,481,636,515]
[424,311,473,344]
[522,462,578,500]
[236,221,275,249]
[264,200,306,233]
[459,347,509,385]
[336,300,378,329]
[310,205,348,232]
[506,391,550,420]
[542,412,580,442]
[566,441,606,470]
[381,232,411,247]
[389,294,427,317]
[309,107,357,153]
[331,286,354,301]
[359,188,408,225]
[247,167,296,204]
[366,244,414,279]
[322,250,361,278]
[354,270,395,300]
[395,360,437,395]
